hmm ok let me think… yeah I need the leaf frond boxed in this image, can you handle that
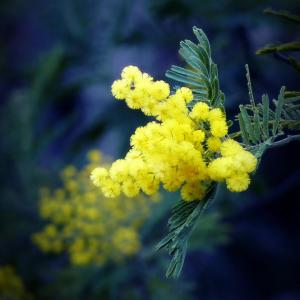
[166,26,224,108]
[234,72,300,156]
[156,184,217,278]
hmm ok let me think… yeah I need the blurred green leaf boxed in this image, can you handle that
[256,42,300,55]
[264,7,300,23]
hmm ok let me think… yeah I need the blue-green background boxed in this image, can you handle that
[0,0,300,299]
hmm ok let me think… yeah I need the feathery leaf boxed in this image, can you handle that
[156,185,217,278]
[166,26,224,108]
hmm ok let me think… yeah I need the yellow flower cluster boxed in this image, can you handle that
[33,150,159,266]
[0,266,33,300]
[91,66,257,201]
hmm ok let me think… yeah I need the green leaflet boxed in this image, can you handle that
[193,26,211,58]
[272,87,285,135]
[166,26,224,109]
[245,64,255,107]
[234,61,300,157]
[262,94,270,139]
[278,92,300,130]
[235,66,290,150]
[156,185,217,279]
[238,114,250,145]
[239,105,257,143]
[235,81,300,157]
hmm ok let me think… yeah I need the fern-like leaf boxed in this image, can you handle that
[234,66,300,157]
[156,184,217,278]
[166,26,224,108]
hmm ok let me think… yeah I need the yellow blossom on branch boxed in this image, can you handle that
[90,66,257,202]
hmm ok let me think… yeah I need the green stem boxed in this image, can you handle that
[264,8,300,23]
[267,134,300,149]
[256,42,300,55]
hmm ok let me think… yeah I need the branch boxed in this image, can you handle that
[264,8,300,23]
[256,42,300,55]
[267,134,300,149]
[285,91,300,98]
[270,53,300,74]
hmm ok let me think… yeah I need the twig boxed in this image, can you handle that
[267,134,300,149]
[264,8,300,23]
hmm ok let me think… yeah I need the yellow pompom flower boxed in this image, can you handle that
[93,66,258,202]
[190,102,210,120]
[208,157,234,181]
[193,130,205,144]
[121,65,142,82]
[226,173,250,192]
[100,178,121,198]
[208,138,257,192]
[33,150,159,266]
[110,159,130,182]
[111,79,131,100]
[90,167,108,187]
[207,136,222,152]
[208,108,223,122]
[220,139,244,157]
[210,119,228,138]
[151,80,170,100]
[231,150,258,173]
[181,181,206,202]
[122,178,140,197]
[176,87,194,103]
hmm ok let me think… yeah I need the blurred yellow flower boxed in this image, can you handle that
[33,150,159,266]
[0,266,33,300]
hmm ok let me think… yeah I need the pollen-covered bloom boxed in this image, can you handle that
[33,150,159,266]
[91,66,257,202]
[208,139,257,191]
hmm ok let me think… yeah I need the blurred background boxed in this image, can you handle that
[0,0,300,299]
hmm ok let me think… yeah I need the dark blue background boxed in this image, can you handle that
[0,0,300,299]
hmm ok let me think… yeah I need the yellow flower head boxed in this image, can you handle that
[181,181,206,202]
[226,173,250,192]
[121,65,142,83]
[90,167,108,187]
[210,119,228,138]
[176,87,194,103]
[207,136,222,152]
[93,66,257,202]
[190,102,209,121]
[220,139,244,157]
[111,79,131,100]
[208,108,223,122]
